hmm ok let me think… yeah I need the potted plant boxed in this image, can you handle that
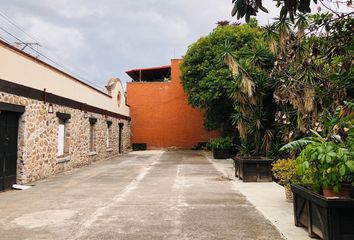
[272,158,298,202]
[281,102,354,197]
[232,139,274,182]
[209,136,234,159]
[222,40,276,181]
[294,137,353,197]
[280,102,354,240]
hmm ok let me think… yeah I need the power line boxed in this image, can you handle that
[40,45,108,86]
[0,11,108,88]
[0,35,10,44]
[0,10,40,43]
[0,25,106,91]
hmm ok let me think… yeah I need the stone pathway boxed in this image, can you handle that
[0,150,283,240]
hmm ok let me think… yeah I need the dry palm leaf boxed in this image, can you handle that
[256,119,261,130]
[224,52,255,98]
[237,121,247,140]
[268,40,277,54]
[241,75,256,97]
[304,85,315,113]
[224,53,239,76]
[261,129,274,154]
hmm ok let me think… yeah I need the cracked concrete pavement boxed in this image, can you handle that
[0,150,283,240]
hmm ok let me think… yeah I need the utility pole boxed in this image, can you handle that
[15,42,41,57]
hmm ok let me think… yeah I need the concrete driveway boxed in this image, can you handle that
[0,150,283,240]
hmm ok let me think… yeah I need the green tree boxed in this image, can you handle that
[272,13,354,147]
[231,0,353,23]
[180,23,265,133]
[223,35,275,156]
[181,22,276,157]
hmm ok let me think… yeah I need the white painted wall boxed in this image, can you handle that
[0,42,130,117]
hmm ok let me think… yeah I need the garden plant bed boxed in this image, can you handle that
[291,184,354,240]
[233,156,273,182]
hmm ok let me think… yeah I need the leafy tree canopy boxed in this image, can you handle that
[180,23,269,132]
[231,0,353,23]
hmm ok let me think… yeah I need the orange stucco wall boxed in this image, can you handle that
[126,59,219,149]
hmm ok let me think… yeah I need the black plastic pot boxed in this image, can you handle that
[212,148,232,159]
[132,143,147,151]
[291,184,354,240]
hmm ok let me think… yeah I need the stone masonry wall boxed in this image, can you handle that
[0,91,131,184]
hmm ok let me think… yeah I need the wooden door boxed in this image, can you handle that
[118,123,124,153]
[0,111,20,191]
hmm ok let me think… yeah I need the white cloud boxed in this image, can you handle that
[25,19,87,59]
[2,0,345,90]
[0,0,236,88]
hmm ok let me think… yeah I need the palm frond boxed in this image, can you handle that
[241,75,256,97]
[294,14,309,39]
[344,101,354,112]
[273,17,292,48]
[237,120,247,140]
[279,137,316,152]
[224,53,239,76]
[309,129,326,142]
[262,24,279,54]
[303,85,315,113]
[261,129,274,154]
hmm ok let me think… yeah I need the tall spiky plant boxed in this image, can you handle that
[223,40,275,155]
[273,17,292,52]
[294,14,309,40]
[262,24,279,54]
[223,40,256,140]
[223,40,255,98]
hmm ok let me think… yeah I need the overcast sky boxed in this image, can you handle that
[0,0,345,91]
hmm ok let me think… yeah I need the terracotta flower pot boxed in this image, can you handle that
[323,183,352,198]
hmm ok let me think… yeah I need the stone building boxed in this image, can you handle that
[0,40,131,191]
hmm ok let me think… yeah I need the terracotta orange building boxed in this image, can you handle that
[126,59,218,149]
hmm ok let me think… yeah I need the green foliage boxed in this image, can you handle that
[223,29,275,156]
[181,23,265,132]
[209,136,234,149]
[272,159,298,190]
[280,102,354,192]
[321,101,354,139]
[296,141,354,192]
[237,139,256,156]
[280,137,317,152]
[203,98,233,130]
[230,1,352,23]
[183,6,353,164]
[231,0,268,23]
[272,13,353,142]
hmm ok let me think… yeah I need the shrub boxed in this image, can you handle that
[209,136,233,149]
[272,158,298,190]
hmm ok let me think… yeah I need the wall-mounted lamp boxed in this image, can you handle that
[48,103,54,113]
[84,111,89,118]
